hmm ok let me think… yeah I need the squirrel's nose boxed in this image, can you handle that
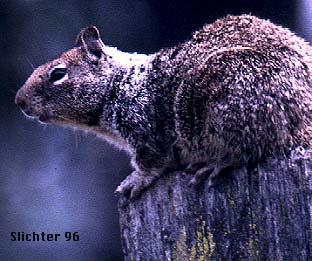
[15,89,27,110]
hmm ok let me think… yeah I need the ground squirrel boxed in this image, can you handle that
[15,15,312,200]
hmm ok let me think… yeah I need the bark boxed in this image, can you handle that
[118,150,312,261]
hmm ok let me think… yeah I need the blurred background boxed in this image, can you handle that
[0,0,311,260]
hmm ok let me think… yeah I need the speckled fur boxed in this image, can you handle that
[15,15,312,199]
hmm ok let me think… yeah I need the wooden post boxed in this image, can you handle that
[118,151,312,260]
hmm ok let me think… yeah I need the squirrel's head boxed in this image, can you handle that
[15,26,114,127]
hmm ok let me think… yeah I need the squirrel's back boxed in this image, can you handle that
[167,15,312,166]
[193,15,312,60]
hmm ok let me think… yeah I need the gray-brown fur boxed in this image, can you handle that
[15,15,312,201]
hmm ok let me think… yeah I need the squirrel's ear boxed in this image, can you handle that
[76,26,105,62]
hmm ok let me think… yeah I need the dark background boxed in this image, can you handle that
[0,0,311,260]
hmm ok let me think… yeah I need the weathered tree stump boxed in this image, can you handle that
[118,151,312,260]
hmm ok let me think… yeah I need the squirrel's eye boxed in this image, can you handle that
[49,68,67,83]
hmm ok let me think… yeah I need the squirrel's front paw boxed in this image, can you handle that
[115,171,156,202]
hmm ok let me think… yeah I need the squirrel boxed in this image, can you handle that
[15,15,312,200]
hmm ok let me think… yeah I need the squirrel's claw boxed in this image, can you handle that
[185,162,207,174]
[188,164,221,187]
[115,171,157,204]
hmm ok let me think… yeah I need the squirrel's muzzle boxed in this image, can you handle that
[15,88,36,118]
[15,89,27,110]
